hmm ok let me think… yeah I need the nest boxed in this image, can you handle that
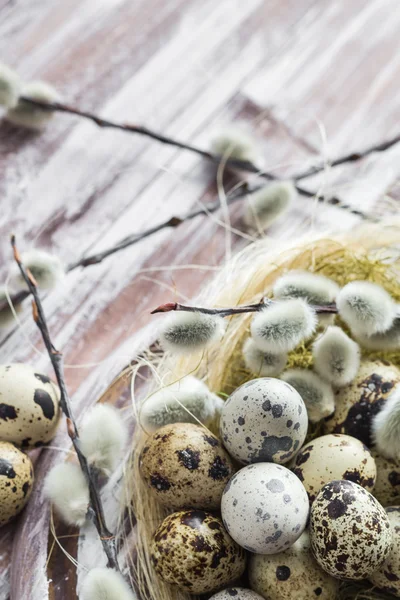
[126,219,400,600]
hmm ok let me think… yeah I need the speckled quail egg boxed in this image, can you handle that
[292,434,376,503]
[371,449,400,506]
[140,423,234,510]
[210,588,264,600]
[150,509,246,594]
[324,360,400,447]
[0,441,34,526]
[0,364,61,448]
[220,378,308,465]
[249,530,339,600]
[310,479,392,579]
[369,506,400,597]
[221,462,309,554]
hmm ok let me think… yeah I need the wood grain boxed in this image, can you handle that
[1,0,400,598]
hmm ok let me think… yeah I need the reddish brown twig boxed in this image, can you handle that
[11,235,121,572]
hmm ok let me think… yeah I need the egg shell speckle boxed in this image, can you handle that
[310,479,392,579]
[140,423,234,510]
[221,463,309,554]
[369,506,400,596]
[150,510,246,594]
[292,434,376,503]
[371,450,400,506]
[220,378,308,465]
[0,441,34,526]
[249,530,339,600]
[0,364,61,448]
[324,360,400,447]
[210,587,264,600]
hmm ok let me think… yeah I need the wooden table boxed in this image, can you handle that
[1,0,400,598]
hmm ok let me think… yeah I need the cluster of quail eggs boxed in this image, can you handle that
[142,270,400,599]
[0,363,60,527]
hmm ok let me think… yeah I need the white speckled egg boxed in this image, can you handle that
[220,378,308,465]
[249,530,339,600]
[0,364,61,448]
[292,434,376,503]
[324,360,400,447]
[221,463,309,554]
[210,588,264,600]
[369,506,400,597]
[371,449,400,506]
[310,479,392,579]
[150,510,246,594]
[0,441,34,525]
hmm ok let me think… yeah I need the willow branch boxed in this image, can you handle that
[151,300,338,317]
[11,235,121,571]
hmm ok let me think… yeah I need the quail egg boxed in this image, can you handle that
[210,588,264,600]
[371,450,400,506]
[140,423,234,510]
[292,434,376,503]
[310,479,392,579]
[220,378,308,465]
[150,509,246,594]
[221,462,309,554]
[249,530,339,600]
[324,360,400,446]
[369,506,400,596]
[0,441,34,526]
[0,364,61,448]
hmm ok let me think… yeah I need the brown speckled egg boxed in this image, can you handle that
[369,506,400,597]
[151,510,246,594]
[0,441,34,525]
[372,450,400,506]
[292,434,376,503]
[249,531,339,600]
[310,480,392,579]
[0,364,61,448]
[324,360,400,447]
[140,423,234,510]
[210,588,264,600]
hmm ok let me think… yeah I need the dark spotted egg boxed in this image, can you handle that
[369,506,400,596]
[310,480,392,579]
[210,588,264,600]
[220,378,308,465]
[221,463,309,554]
[0,364,61,448]
[324,360,400,447]
[150,510,246,594]
[140,423,234,510]
[292,434,376,504]
[0,441,33,526]
[249,531,339,600]
[372,449,400,506]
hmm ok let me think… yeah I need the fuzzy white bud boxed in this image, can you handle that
[211,126,261,165]
[242,337,287,376]
[281,369,335,423]
[11,249,65,291]
[79,404,127,475]
[336,281,396,335]
[6,80,60,129]
[243,182,295,232]
[44,463,89,526]
[312,326,360,387]
[80,568,135,600]
[250,298,317,353]
[140,375,223,432]
[273,270,340,304]
[0,63,21,108]
[372,386,400,460]
[354,316,400,351]
[160,311,226,354]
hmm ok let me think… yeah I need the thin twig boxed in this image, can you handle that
[11,235,121,572]
[150,299,338,317]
